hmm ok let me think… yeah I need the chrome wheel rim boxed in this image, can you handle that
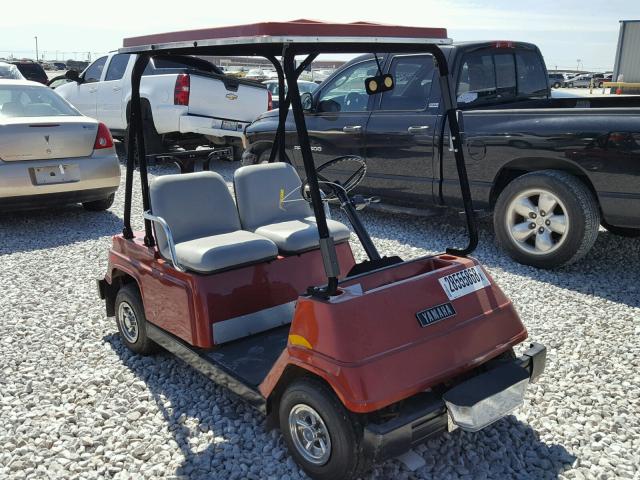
[288,404,331,465]
[505,188,569,255]
[117,301,139,343]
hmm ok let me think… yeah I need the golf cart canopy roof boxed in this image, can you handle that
[120,19,451,56]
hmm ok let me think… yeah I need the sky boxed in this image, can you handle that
[1,0,636,72]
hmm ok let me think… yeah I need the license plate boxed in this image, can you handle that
[438,266,491,301]
[221,120,239,131]
[33,164,80,185]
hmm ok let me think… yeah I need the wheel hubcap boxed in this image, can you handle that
[117,301,139,343]
[505,189,569,255]
[288,404,331,465]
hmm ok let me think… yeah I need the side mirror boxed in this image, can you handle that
[65,70,80,83]
[301,92,314,112]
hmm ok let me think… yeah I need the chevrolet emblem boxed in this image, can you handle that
[226,93,238,101]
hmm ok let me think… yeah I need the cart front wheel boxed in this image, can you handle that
[279,378,369,480]
[114,283,158,355]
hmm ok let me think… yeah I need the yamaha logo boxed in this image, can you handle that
[416,302,456,328]
[226,93,238,100]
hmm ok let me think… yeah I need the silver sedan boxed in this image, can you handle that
[0,80,120,211]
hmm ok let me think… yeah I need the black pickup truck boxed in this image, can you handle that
[243,41,640,269]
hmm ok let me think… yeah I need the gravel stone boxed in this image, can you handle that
[1,154,638,479]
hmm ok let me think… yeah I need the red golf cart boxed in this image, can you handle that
[97,21,546,480]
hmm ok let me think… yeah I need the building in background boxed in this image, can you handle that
[613,20,640,92]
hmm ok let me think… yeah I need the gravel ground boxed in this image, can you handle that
[1,154,639,480]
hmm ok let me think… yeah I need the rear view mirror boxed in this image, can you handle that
[365,74,394,95]
[65,70,80,82]
[301,92,314,112]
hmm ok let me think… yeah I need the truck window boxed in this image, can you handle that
[516,50,548,97]
[456,53,496,103]
[316,59,377,113]
[379,55,434,111]
[495,53,516,97]
[83,56,107,83]
[104,54,131,81]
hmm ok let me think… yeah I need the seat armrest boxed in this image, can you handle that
[143,210,186,272]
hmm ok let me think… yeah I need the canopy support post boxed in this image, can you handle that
[283,49,339,297]
[429,47,478,256]
[124,53,154,246]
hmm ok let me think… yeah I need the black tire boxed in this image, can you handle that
[232,144,244,162]
[279,378,369,480]
[114,283,159,355]
[494,170,600,268]
[124,102,164,162]
[82,193,115,211]
[553,82,561,89]
[602,222,640,238]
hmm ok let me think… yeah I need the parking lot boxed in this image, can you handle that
[1,149,638,479]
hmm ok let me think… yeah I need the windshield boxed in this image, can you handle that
[0,63,24,80]
[0,85,80,118]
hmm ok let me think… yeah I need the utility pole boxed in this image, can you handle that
[34,36,38,62]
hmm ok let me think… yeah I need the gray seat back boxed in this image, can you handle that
[234,163,312,231]
[149,171,241,257]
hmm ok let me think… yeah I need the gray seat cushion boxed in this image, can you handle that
[255,216,351,253]
[234,162,314,231]
[175,231,278,273]
[234,163,351,253]
[149,171,278,273]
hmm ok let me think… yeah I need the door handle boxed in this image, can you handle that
[88,88,97,93]
[112,86,122,92]
[343,125,362,133]
[407,125,430,134]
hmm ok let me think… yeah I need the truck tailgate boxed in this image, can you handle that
[188,73,268,123]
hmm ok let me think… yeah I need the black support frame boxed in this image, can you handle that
[121,40,478,295]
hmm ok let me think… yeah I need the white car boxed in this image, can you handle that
[0,80,120,210]
[55,53,270,159]
[565,74,593,88]
[0,62,24,80]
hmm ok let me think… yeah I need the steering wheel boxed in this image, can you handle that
[300,155,367,201]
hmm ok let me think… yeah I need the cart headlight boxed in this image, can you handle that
[445,378,528,432]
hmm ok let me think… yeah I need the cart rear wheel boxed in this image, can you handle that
[279,378,369,480]
[114,283,158,355]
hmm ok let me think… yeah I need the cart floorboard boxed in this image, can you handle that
[204,325,289,387]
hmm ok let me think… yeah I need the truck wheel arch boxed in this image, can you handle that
[490,159,600,210]
[243,141,292,166]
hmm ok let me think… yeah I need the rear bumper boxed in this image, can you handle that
[0,186,117,210]
[0,150,120,206]
[179,114,249,139]
[362,343,546,462]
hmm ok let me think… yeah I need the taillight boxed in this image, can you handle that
[174,73,190,106]
[493,41,515,48]
[94,122,113,150]
[267,90,273,111]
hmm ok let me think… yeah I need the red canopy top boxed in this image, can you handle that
[121,19,450,51]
